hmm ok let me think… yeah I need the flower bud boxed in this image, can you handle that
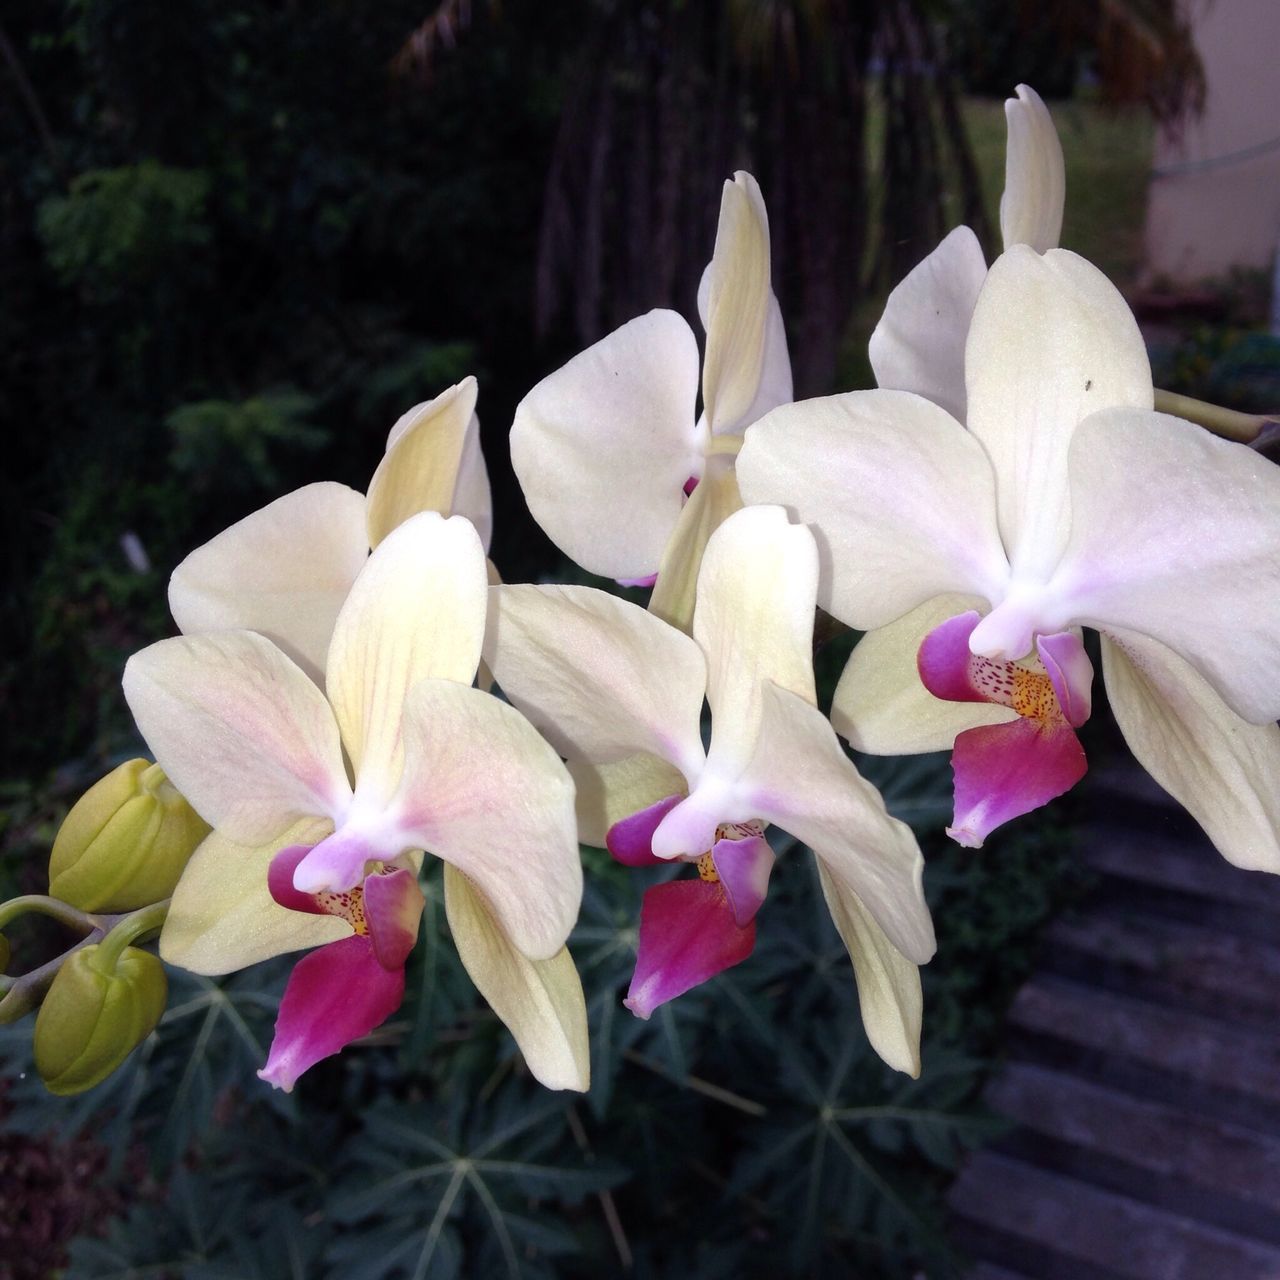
[33,944,167,1095]
[49,760,210,912]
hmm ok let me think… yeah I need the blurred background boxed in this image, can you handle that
[2,2,1278,1277]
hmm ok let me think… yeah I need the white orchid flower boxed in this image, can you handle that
[169,377,493,683]
[738,245,1280,869]
[124,512,587,1092]
[510,172,792,630]
[483,505,935,1077]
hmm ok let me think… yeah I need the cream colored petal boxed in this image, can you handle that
[833,595,1017,754]
[159,819,347,975]
[123,632,351,846]
[168,482,368,684]
[696,506,818,781]
[485,583,707,780]
[1101,630,1280,873]
[394,679,581,961]
[569,752,689,849]
[817,862,923,1077]
[326,512,486,802]
[453,412,493,551]
[444,866,589,1092]
[647,452,743,634]
[1001,84,1065,254]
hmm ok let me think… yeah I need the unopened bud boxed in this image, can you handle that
[49,760,210,912]
[33,944,167,1094]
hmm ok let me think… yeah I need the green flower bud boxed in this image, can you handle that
[33,943,167,1095]
[49,760,210,912]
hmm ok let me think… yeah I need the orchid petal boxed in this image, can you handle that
[948,717,1086,848]
[168,482,368,683]
[569,752,689,849]
[738,683,936,965]
[393,678,580,961]
[965,246,1152,579]
[606,794,683,867]
[647,453,743,634]
[365,868,426,971]
[832,596,1017,754]
[257,934,404,1092]
[1101,630,1280,873]
[160,820,347,975]
[1053,409,1280,723]
[868,225,987,422]
[123,632,351,845]
[444,866,589,1091]
[696,505,818,779]
[267,842,326,914]
[624,879,755,1019]
[453,411,493,551]
[1000,84,1065,254]
[817,863,923,1077]
[510,310,702,579]
[366,378,477,549]
[1038,630,1093,729]
[326,512,486,803]
[712,833,774,927]
[702,172,772,434]
[738,390,1009,630]
[485,584,707,779]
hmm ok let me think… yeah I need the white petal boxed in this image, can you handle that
[393,679,581,961]
[569,752,688,849]
[168,483,368,683]
[737,390,1009,630]
[326,513,486,801]
[123,632,351,845]
[366,378,478,549]
[453,411,493,551]
[510,310,702,579]
[702,172,772,434]
[485,583,707,780]
[444,866,589,1091]
[696,506,818,780]
[1101,630,1280,872]
[965,246,1152,579]
[1056,409,1280,723]
[869,225,987,422]
[160,820,347,975]
[816,862,923,1077]
[1000,84,1065,254]
[833,595,1017,753]
[738,683,936,965]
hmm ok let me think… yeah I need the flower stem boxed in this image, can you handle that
[0,894,96,934]
[1154,388,1275,444]
[92,899,171,973]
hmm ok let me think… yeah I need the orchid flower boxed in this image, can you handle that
[169,376,493,683]
[123,512,588,1091]
[483,505,935,1076]
[738,245,1280,869]
[510,172,792,630]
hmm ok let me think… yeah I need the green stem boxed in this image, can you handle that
[1154,388,1274,444]
[93,899,170,973]
[0,894,96,934]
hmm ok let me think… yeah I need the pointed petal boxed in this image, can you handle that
[965,247,1152,579]
[948,717,1086,848]
[168,482,368,683]
[1102,630,1280,872]
[832,596,1017,754]
[696,506,818,779]
[453,411,493,551]
[123,632,351,845]
[393,678,581,961]
[510,310,701,579]
[569,752,689,849]
[817,862,923,1077]
[1053,408,1280,723]
[624,879,755,1018]
[647,453,742,634]
[712,833,774,927]
[257,934,404,1091]
[444,866,589,1091]
[738,682,936,965]
[869,225,987,422]
[160,820,348,975]
[1000,84,1065,253]
[606,794,684,866]
[366,378,477,549]
[485,583,707,779]
[737,390,1009,630]
[326,512,486,801]
[364,868,425,970]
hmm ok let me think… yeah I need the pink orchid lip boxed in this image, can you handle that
[364,867,425,971]
[606,794,684,866]
[711,832,774,927]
